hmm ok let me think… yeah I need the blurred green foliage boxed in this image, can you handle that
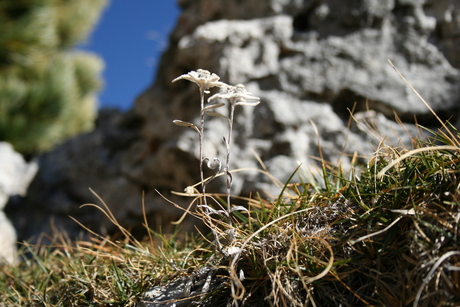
[0,0,108,154]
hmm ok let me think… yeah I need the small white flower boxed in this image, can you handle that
[184,186,199,195]
[208,84,260,106]
[172,69,226,92]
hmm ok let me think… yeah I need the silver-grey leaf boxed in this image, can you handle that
[230,205,249,213]
[198,204,228,216]
[202,102,225,112]
[172,120,200,134]
[205,110,228,119]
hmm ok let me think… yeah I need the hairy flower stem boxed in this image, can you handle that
[198,88,223,251]
[199,88,206,198]
[225,103,236,230]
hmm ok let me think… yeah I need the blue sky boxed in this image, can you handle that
[80,1,180,110]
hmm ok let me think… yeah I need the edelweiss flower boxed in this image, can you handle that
[208,84,260,106]
[172,69,226,92]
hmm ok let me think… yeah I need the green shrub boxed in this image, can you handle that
[0,0,107,154]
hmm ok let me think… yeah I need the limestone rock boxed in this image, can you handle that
[0,143,37,209]
[0,142,37,264]
[10,0,460,242]
[8,110,198,243]
[0,211,17,265]
[137,266,228,307]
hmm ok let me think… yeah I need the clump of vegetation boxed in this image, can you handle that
[0,0,107,154]
[1,67,459,306]
[225,127,460,306]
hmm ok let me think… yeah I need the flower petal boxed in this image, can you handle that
[230,205,249,213]
[235,100,260,107]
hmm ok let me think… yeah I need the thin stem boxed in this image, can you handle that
[199,87,223,251]
[225,102,236,230]
[199,87,205,198]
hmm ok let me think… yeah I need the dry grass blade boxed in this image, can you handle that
[388,59,460,147]
[414,251,460,307]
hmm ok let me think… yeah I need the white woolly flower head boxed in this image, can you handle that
[172,69,226,92]
[208,84,260,106]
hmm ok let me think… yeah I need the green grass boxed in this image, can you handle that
[1,233,175,306]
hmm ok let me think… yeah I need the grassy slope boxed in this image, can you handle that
[1,67,460,306]
[1,121,459,306]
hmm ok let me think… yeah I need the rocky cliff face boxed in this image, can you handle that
[7,0,460,242]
